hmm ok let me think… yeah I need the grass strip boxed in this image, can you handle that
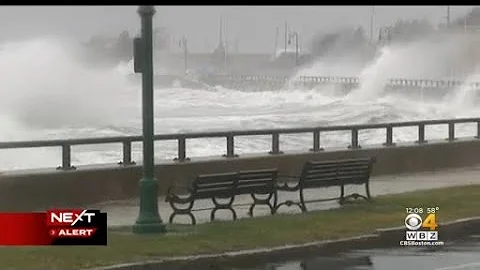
[1,184,480,269]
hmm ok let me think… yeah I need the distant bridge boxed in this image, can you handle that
[202,74,480,94]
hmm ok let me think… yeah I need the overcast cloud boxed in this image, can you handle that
[0,6,475,53]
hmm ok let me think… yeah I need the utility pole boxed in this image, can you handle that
[219,17,223,48]
[224,18,228,73]
[179,36,188,75]
[288,31,299,66]
[370,6,375,44]
[447,6,451,27]
[274,26,279,58]
[284,21,288,52]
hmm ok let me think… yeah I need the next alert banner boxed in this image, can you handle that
[0,209,107,246]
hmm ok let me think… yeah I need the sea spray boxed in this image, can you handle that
[1,35,480,170]
[347,33,475,102]
[0,38,134,129]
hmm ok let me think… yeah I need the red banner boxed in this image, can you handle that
[0,213,54,245]
[0,210,107,246]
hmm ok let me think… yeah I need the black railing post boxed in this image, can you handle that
[383,125,396,146]
[348,128,361,149]
[223,134,238,158]
[174,136,190,162]
[269,133,284,155]
[477,121,480,139]
[447,122,456,142]
[119,141,136,166]
[415,124,427,144]
[309,130,323,152]
[57,144,75,170]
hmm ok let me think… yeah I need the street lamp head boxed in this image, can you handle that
[138,6,156,17]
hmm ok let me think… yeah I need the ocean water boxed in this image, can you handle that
[1,35,480,171]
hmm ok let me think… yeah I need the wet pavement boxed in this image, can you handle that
[225,234,480,270]
[92,166,480,227]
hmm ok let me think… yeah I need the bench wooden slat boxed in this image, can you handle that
[195,182,236,192]
[236,186,274,195]
[196,189,234,199]
[338,164,370,170]
[309,157,373,164]
[194,172,237,197]
[303,174,338,181]
[237,169,277,195]
[303,180,342,188]
[307,163,370,170]
[238,169,277,178]
[337,171,369,178]
[237,178,275,184]
[196,172,237,184]
[306,167,338,174]
[303,171,367,182]
[306,162,370,171]
[304,170,369,180]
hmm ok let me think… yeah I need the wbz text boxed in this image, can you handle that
[400,207,445,246]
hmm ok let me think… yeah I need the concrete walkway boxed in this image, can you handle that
[91,166,480,227]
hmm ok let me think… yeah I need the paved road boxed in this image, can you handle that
[234,234,480,270]
[92,166,480,227]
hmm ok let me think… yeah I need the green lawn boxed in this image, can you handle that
[2,185,480,269]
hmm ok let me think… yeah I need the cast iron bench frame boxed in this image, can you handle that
[274,157,375,213]
[165,168,278,225]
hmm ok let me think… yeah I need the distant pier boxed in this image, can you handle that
[199,74,480,95]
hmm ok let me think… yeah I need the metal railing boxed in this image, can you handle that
[0,117,479,171]
[209,74,480,88]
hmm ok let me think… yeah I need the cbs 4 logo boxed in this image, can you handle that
[404,213,438,231]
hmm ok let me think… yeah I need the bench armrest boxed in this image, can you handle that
[165,185,194,203]
[276,181,300,191]
[276,174,301,191]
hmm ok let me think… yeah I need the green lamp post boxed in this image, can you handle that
[132,5,166,234]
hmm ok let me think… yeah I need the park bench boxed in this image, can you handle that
[165,169,278,225]
[274,157,375,213]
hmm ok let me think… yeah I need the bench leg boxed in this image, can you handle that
[339,184,346,205]
[272,190,278,215]
[169,212,196,225]
[299,189,308,213]
[168,200,196,225]
[248,193,276,217]
[273,200,305,213]
[340,182,372,204]
[275,189,306,213]
[211,197,237,222]
[365,181,371,200]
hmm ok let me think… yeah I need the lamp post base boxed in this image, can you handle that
[133,221,166,234]
[133,177,166,234]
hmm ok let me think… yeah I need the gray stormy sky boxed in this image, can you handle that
[0,5,476,53]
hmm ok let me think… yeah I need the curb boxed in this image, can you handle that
[84,216,480,270]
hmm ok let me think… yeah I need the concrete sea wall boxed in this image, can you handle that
[1,138,480,211]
